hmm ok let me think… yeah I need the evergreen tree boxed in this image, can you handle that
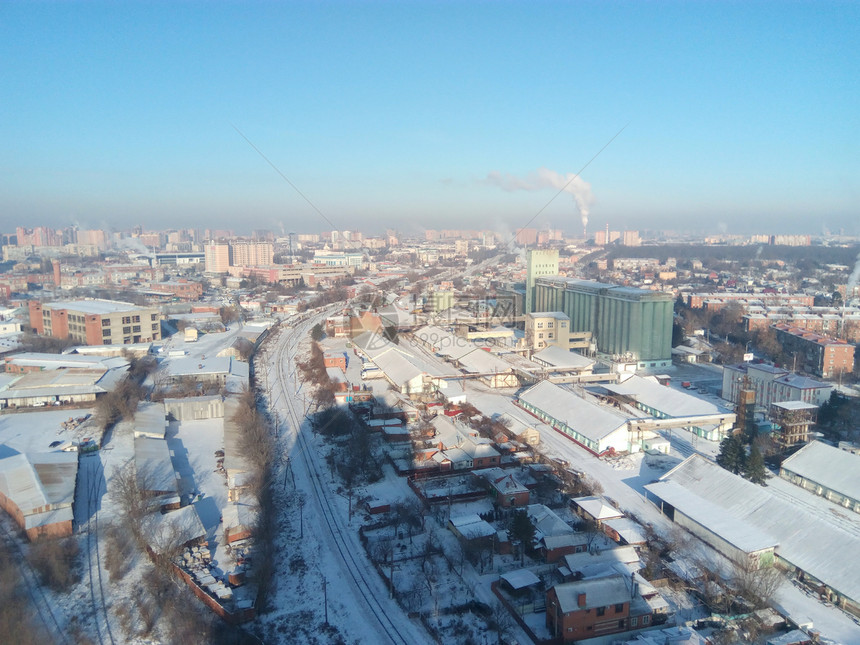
[716,434,746,475]
[509,509,536,561]
[744,442,768,485]
[310,323,324,341]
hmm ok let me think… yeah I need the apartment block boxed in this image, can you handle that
[773,324,855,379]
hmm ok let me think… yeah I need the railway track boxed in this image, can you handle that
[83,455,116,645]
[0,515,70,644]
[270,314,416,645]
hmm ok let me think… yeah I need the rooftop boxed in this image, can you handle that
[42,299,148,315]
[518,381,630,444]
[780,441,860,503]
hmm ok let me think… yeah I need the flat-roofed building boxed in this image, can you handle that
[28,299,161,345]
[204,242,231,273]
[722,363,832,410]
[526,312,589,351]
[773,324,855,379]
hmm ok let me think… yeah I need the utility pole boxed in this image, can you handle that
[298,495,305,539]
[322,576,328,625]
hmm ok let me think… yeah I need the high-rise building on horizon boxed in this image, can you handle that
[525,249,559,315]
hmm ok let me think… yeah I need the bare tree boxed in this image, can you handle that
[732,558,784,609]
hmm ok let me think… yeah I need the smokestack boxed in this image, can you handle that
[577,593,586,607]
[52,260,61,287]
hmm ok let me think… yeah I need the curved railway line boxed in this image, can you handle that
[269,313,418,645]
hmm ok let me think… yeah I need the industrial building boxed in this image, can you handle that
[721,362,832,411]
[517,381,631,456]
[28,298,161,345]
[646,454,860,617]
[532,277,673,368]
[779,441,860,514]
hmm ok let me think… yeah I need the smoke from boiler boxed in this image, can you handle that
[848,251,860,291]
[484,167,594,229]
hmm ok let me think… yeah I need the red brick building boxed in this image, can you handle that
[149,279,203,301]
[773,324,855,379]
[546,574,652,642]
[28,299,161,345]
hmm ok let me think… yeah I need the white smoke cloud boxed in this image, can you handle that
[116,237,153,256]
[484,167,594,229]
[848,251,860,291]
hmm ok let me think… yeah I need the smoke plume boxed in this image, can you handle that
[848,251,860,291]
[484,167,594,229]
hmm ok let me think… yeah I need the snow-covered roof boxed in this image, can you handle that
[148,504,206,551]
[571,496,624,521]
[602,517,648,544]
[4,352,129,370]
[456,347,513,375]
[563,546,641,573]
[42,299,144,314]
[771,400,818,411]
[0,366,127,399]
[132,402,168,439]
[553,574,632,613]
[501,569,541,590]
[0,446,77,524]
[527,504,573,538]
[780,441,860,503]
[134,437,178,494]
[448,514,495,540]
[647,454,860,603]
[518,381,629,444]
[774,373,831,390]
[646,479,778,554]
[605,374,730,418]
[542,533,587,551]
[222,501,258,531]
[531,345,594,370]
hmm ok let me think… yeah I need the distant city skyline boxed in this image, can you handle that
[2,2,857,235]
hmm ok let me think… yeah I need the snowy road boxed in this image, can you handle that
[262,311,430,645]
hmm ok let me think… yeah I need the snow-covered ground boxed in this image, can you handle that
[253,311,432,644]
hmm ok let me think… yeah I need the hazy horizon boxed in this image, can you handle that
[2,2,858,236]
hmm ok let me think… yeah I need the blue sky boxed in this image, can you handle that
[1,1,858,236]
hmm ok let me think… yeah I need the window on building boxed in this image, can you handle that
[615,603,624,613]
[132,325,141,333]
[631,617,638,627]
[152,323,159,330]
[102,329,110,337]
[133,315,140,323]
[122,316,130,324]
[642,616,649,624]
[123,326,131,334]
[596,607,605,617]
[548,322,554,328]
[101,318,110,326]
[151,314,157,321]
